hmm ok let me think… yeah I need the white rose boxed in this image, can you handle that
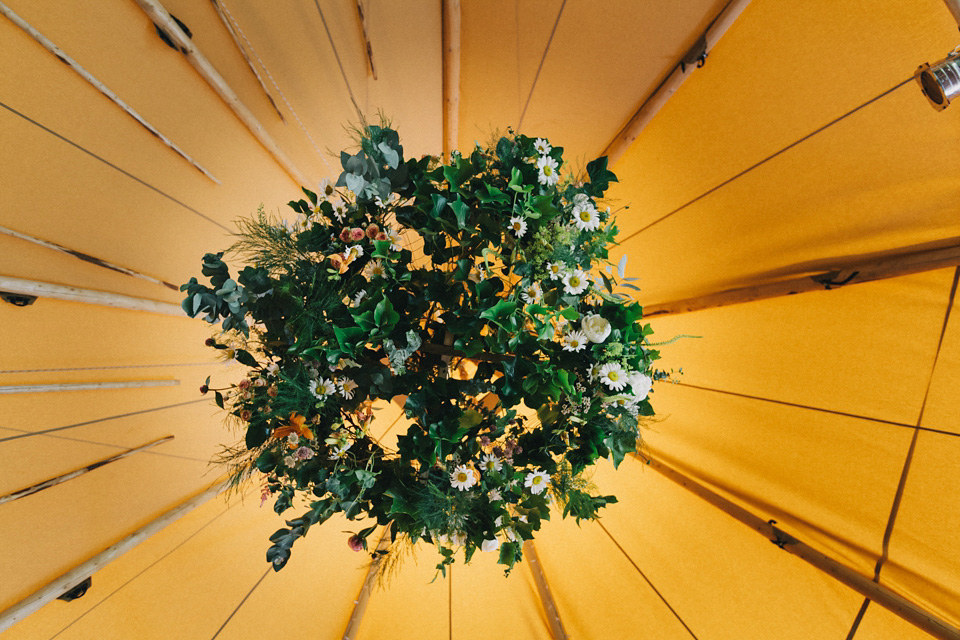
[627,372,652,401]
[481,538,500,553]
[581,314,611,343]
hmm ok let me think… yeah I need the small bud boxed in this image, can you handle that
[199,385,209,395]
[347,534,364,552]
[204,338,216,347]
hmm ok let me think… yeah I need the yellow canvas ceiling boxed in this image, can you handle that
[1,0,959,638]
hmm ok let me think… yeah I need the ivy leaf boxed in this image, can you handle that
[234,349,259,368]
[448,198,470,229]
[480,300,517,326]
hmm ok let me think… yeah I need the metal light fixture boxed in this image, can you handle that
[916,48,960,110]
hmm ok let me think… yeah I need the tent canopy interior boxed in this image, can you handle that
[1,0,959,638]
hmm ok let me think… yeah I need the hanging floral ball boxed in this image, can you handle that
[181,123,665,577]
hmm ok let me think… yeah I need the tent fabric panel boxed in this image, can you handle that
[0,2,300,282]
[591,457,867,639]
[0,299,215,373]
[607,0,959,234]
[0,489,238,639]
[919,284,960,434]
[353,546,449,640]
[201,513,376,640]
[532,514,697,639]
[0,233,181,306]
[0,373,236,470]
[882,430,960,627]
[646,270,954,426]
[457,0,726,162]
[24,492,324,640]
[0,452,210,612]
[645,381,913,577]
[853,598,948,640]
[610,84,960,305]
[451,547,553,640]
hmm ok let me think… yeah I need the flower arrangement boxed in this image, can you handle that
[181,123,665,577]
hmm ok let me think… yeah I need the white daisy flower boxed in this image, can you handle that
[536,155,560,186]
[533,138,551,155]
[481,538,500,553]
[520,282,543,303]
[343,245,364,261]
[266,362,279,375]
[524,469,550,495]
[546,262,565,280]
[572,203,601,231]
[353,290,367,306]
[562,269,590,295]
[450,464,476,491]
[386,228,403,251]
[604,394,640,408]
[330,197,347,221]
[598,362,628,391]
[509,216,527,238]
[563,331,588,352]
[318,177,335,198]
[338,378,358,399]
[589,365,602,382]
[363,260,386,280]
[480,453,502,473]
[627,371,653,401]
[310,378,336,399]
[328,440,353,460]
[488,489,503,503]
[572,193,590,207]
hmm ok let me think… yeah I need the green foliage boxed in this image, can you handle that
[182,124,668,577]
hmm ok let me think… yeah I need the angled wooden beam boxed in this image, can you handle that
[643,239,960,317]
[132,0,311,187]
[209,0,286,123]
[0,1,220,184]
[353,0,377,79]
[0,477,228,633]
[0,436,174,505]
[602,0,751,165]
[640,454,960,640]
[0,380,179,394]
[944,0,960,27]
[342,525,392,640]
[0,276,183,316]
[524,541,569,640]
[0,225,177,290]
[441,0,461,157]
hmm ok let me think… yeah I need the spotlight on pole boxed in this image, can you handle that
[916,49,960,110]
